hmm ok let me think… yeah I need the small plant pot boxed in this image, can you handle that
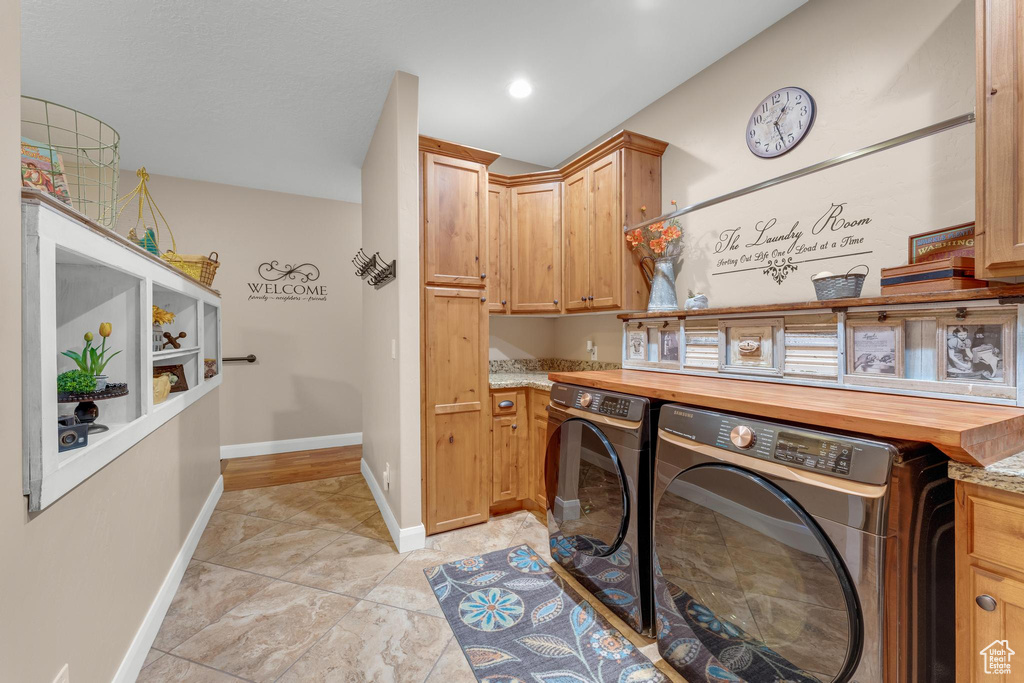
[93,375,108,392]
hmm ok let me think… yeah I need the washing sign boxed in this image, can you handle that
[980,640,1014,675]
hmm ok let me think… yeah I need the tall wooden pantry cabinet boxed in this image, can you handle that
[419,136,498,534]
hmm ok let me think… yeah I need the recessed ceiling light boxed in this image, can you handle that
[508,79,533,99]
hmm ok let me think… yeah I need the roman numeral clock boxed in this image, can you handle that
[746,86,815,158]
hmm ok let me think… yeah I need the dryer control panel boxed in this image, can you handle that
[550,383,647,422]
[659,404,899,486]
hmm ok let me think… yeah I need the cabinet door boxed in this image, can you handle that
[423,286,489,534]
[423,153,488,287]
[976,0,1024,277]
[487,183,509,313]
[511,183,562,313]
[563,169,590,312]
[963,567,1024,680]
[588,152,622,310]
[529,390,551,509]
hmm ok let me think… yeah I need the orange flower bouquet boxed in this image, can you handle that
[625,217,684,261]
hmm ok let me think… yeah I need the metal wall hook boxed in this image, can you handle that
[956,307,968,320]
[353,248,397,288]
[877,311,888,322]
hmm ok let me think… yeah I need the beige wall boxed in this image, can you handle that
[489,316,556,360]
[552,314,624,363]
[488,156,550,176]
[120,173,363,447]
[361,71,421,531]
[566,0,975,308]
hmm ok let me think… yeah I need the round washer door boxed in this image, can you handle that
[654,463,861,683]
[546,417,629,558]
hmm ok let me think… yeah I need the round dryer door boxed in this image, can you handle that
[654,464,861,682]
[547,418,629,558]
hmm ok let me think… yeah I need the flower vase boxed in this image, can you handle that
[93,375,108,392]
[647,257,679,313]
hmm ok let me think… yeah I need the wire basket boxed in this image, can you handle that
[812,264,869,300]
[21,96,120,227]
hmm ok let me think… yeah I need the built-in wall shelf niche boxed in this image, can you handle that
[22,190,222,511]
[621,292,1024,407]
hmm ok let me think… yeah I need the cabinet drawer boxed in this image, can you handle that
[968,493,1024,571]
[492,391,519,415]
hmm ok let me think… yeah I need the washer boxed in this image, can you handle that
[544,382,660,635]
[652,404,954,683]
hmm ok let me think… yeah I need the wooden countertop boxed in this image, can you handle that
[546,369,1024,467]
[616,285,1024,321]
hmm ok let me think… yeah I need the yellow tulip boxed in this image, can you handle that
[99,322,112,338]
[84,331,93,342]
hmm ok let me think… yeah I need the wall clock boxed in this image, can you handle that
[746,86,815,158]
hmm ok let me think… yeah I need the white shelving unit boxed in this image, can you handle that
[22,190,222,511]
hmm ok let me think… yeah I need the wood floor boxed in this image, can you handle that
[221,445,362,491]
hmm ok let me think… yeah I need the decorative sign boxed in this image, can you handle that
[711,202,874,285]
[908,222,974,263]
[246,260,327,302]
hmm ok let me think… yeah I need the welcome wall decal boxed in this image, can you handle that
[711,202,874,284]
[246,260,328,302]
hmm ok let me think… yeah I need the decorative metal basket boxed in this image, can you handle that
[21,96,120,226]
[812,264,869,300]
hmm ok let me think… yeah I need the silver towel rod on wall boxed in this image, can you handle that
[625,111,977,232]
[223,354,257,363]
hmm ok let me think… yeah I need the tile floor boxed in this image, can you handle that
[136,474,680,683]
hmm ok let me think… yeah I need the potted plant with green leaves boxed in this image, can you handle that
[61,323,121,391]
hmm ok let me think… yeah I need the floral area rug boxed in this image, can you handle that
[425,544,667,683]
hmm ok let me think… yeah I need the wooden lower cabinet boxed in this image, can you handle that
[488,387,551,513]
[956,480,1024,680]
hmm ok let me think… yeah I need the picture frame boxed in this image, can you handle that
[626,328,647,362]
[846,321,904,377]
[936,313,1014,387]
[908,222,975,264]
[153,364,189,393]
[660,326,681,363]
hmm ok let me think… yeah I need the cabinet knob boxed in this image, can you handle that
[991,87,999,95]
[977,594,998,612]
[498,400,514,408]
[481,273,487,279]
[449,435,454,444]
[501,299,507,305]
[481,296,487,302]
[588,295,594,300]
[581,296,587,302]
[512,424,518,430]
[554,299,559,305]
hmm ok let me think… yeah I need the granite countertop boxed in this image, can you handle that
[948,452,1024,495]
[489,371,554,391]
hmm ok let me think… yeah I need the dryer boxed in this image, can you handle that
[544,382,659,635]
[651,404,954,683]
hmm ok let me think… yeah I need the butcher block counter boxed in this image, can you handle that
[547,369,1024,467]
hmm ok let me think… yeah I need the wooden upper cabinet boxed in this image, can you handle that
[511,182,562,313]
[422,152,488,287]
[588,152,622,310]
[423,286,490,534]
[563,169,590,312]
[976,0,1024,277]
[487,183,510,313]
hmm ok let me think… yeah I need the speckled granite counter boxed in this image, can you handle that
[949,452,1024,495]
[489,371,553,391]
[487,359,620,392]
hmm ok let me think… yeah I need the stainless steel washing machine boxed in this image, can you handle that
[544,382,658,635]
[652,404,954,683]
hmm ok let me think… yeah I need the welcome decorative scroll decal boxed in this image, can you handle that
[711,202,874,284]
[247,260,327,302]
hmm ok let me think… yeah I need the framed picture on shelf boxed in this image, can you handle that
[153,364,189,393]
[627,329,647,362]
[660,326,681,363]
[908,222,974,263]
[718,318,783,376]
[937,313,1014,385]
[846,321,903,377]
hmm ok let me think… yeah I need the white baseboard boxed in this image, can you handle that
[360,459,425,553]
[112,474,223,683]
[220,432,363,460]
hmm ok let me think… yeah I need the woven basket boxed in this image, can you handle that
[162,251,220,287]
[812,264,869,300]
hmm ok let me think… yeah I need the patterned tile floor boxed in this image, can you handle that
[136,474,682,683]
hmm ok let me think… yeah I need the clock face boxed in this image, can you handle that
[746,87,815,158]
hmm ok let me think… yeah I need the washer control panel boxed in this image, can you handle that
[660,404,896,485]
[550,383,646,422]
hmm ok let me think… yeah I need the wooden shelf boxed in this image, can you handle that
[546,369,1024,467]
[616,285,1024,321]
[153,346,200,360]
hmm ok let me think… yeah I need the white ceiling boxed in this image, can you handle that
[21,0,805,203]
